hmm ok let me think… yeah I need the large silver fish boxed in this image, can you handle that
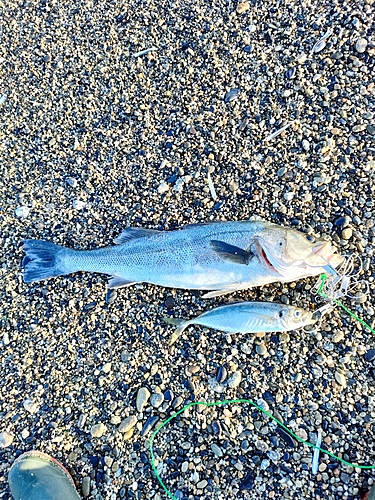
[165,301,319,345]
[22,220,343,297]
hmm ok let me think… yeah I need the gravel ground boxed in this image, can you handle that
[1,0,375,498]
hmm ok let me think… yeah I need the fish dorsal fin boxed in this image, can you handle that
[210,240,254,265]
[114,227,161,245]
[184,220,223,229]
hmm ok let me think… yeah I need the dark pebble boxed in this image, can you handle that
[263,391,275,403]
[276,427,297,448]
[269,435,279,447]
[239,471,254,490]
[243,45,254,53]
[105,289,117,304]
[334,216,351,228]
[212,420,222,435]
[285,67,296,79]
[164,389,173,401]
[216,365,227,384]
[43,54,51,62]
[365,349,375,362]
[83,301,97,312]
[164,296,175,308]
[280,464,294,474]
[88,455,100,467]
[167,173,178,183]
[251,455,261,465]
[133,442,141,452]
[241,439,250,450]
[367,124,375,135]
[182,379,195,392]
[141,416,159,436]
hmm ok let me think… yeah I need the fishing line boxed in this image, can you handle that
[150,273,375,498]
[316,273,375,335]
[150,398,375,500]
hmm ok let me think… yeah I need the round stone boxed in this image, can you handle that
[0,431,14,448]
[151,393,164,408]
[118,415,137,432]
[285,67,296,79]
[236,1,250,13]
[82,477,90,497]
[136,387,150,412]
[90,423,106,438]
[164,296,175,308]
[102,362,112,374]
[196,480,208,489]
[365,349,375,362]
[334,216,350,228]
[335,371,347,387]
[226,371,242,388]
[15,206,30,218]
[355,38,368,53]
[341,228,352,240]
[256,344,268,356]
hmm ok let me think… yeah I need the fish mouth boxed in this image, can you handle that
[254,240,282,276]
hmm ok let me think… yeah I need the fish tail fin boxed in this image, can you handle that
[22,240,67,283]
[163,317,188,346]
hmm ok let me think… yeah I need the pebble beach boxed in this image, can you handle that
[1,0,375,498]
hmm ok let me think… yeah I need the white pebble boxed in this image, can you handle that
[226,371,242,388]
[284,192,295,201]
[15,206,30,218]
[335,371,347,387]
[355,38,368,54]
[136,387,150,412]
[72,200,86,210]
[157,181,169,194]
[23,399,39,415]
[0,431,13,448]
[90,423,106,438]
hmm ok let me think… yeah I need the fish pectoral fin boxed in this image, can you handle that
[107,277,138,289]
[202,289,237,299]
[113,227,161,244]
[210,240,254,265]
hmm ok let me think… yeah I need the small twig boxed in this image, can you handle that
[264,122,293,142]
[207,171,218,201]
[133,47,158,58]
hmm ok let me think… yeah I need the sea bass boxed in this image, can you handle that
[23,220,343,297]
[165,301,319,345]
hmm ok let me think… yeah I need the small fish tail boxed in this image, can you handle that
[163,316,188,346]
[22,240,66,283]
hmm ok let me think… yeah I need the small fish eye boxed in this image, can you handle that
[279,311,284,318]
[279,241,283,247]
[306,234,315,242]
[295,310,301,317]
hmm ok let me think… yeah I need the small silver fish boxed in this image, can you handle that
[23,220,342,297]
[165,301,319,345]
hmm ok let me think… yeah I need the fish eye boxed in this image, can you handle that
[306,234,315,242]
[294,310,301,318]
[279,311,284,318]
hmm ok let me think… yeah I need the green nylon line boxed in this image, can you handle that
[150,400,375,500]
[150,274,375,499]
[317,273,375,335]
